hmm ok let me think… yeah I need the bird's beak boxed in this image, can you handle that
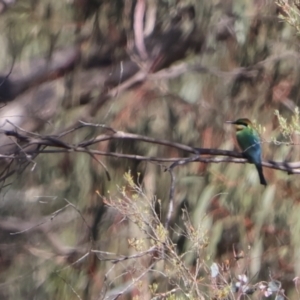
[225,121,235,124]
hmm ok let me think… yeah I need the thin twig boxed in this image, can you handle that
[10,204,71,235]
[63,198,91,232]
[111,263,154,300]
[88,152,111,181]
[165,168,175,230]
[56,274,82,300]
[91,246,157,263]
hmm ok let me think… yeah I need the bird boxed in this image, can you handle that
[226,118,267,186]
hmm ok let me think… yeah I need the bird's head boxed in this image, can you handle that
[226,118,252,131]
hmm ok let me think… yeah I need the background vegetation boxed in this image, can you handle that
[0,0,300,299]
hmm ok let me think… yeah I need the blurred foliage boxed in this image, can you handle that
[1,0,300,299]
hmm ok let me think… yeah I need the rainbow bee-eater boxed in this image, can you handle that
[226,118,267,186]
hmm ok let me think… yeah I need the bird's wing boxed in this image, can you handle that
[236,130,261,164]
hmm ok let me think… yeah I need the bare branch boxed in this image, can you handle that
[134,0,148,60]
[0,125,299,189]
[144,0,157,37]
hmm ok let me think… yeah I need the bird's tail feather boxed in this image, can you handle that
[255,164,267,186]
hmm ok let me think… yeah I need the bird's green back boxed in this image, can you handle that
[236,125,261,165]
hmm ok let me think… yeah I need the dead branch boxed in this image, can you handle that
[0,123,299,188]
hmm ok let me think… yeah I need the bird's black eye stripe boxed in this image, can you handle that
[236,121,248,127]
